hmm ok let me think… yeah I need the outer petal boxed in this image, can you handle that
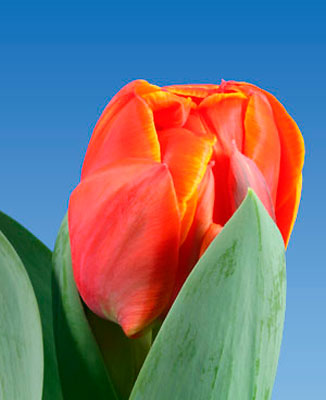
[81,80,161,179]
[221,80,304,244]
[68,160,180,336]
[260,89,304,244]
[243,93,281,204]
[276,174,302,247]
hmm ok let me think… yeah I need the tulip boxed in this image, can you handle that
[68,80,304,336]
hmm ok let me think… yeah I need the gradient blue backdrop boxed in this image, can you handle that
[1,1,325,398]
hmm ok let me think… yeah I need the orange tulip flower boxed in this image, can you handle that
[68,80,304,336]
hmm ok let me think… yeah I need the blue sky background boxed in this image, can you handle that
[1,1,325,397]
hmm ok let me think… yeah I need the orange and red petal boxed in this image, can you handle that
[276,174,302,246]
[68,160,180,336]
[81,81,161,179]
[183,110,208,136]
[228,147,275,221]
[140,90,194,129]
[158,127,214,218]
[211,153,233,226]
[243,93,281,204]
[179,190,198,245]
[220,80,304,244]
[199,92,248,153]
[164,84,220,104]
[199,223,223,257]
[261,91,305,245]
[170,166,215,304]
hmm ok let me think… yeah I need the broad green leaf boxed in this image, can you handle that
[52,215,118,400]
[131,190,286,400]
[0,230,43,400]
[0,211,62,400]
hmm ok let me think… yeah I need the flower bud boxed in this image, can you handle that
[68,80,304,336]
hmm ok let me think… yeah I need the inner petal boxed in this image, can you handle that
[140,90,194,129]
[211,153,233,226]
[169,165,215,307]
[199,92,248,154]
[228,146,275,220]
[164,84,220,105]
[158,127,215,218]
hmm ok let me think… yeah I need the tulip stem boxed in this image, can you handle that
[86,309,152,400]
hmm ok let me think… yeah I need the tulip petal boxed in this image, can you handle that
[81,81,161,179]
[69,160,180,337]
[183,110,208,135]
[212,153,233,225]
[141,90,194,129]
[228,147,275,221]
[221,81,304,244]
[190,165,216,248]
[261,91,304,245]
[199,92,248,152]
[243,93,281,204]
[275,174,302,247]
[179,190,198,245]
[170,166,215,304]
[199,223,223,257]
[158,127,215,218]
[164,84,220,104]
[194,92,248,226]
[183,110,218,144]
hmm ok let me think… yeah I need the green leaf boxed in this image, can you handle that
[52,214,118,400]
[130,190,286,400]
[0,230,43,400]
[0,212,62,400]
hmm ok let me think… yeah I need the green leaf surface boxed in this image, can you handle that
[0,212,62,400]
[52,215,118,400]
[0,230,43,400]
[130,190,286,400]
